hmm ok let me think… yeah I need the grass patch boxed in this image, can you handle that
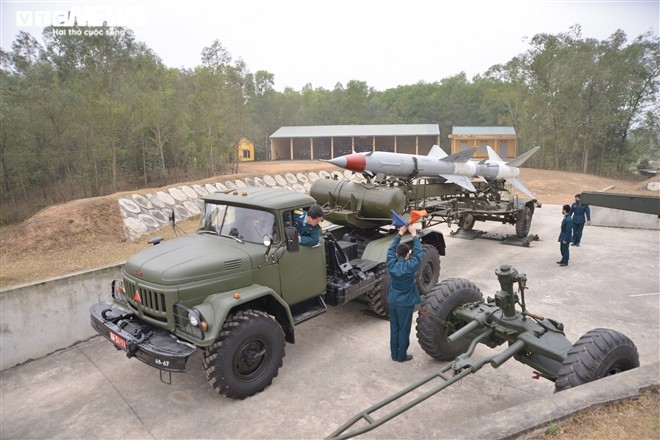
[520,390,660,440]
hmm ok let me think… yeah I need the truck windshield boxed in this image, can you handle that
[198,203,277,244]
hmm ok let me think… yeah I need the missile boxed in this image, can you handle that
[325,145,540,199]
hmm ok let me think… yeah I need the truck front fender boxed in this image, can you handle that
[195,284,295,345]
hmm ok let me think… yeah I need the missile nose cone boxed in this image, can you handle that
[328,154,366,172]
[328,156,348,168]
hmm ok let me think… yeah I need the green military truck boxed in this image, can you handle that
[90,180,445,399]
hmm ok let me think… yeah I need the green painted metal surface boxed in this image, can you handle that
[580,191,660,216]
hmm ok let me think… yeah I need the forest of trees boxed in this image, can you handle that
[1,24,658,224]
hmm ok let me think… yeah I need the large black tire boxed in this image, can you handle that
[366,264,390,317]
[416,244,440,296]
[515,207,533,238]
[415,278,483,361]
[554,328,639,392]
[203,309,285,399]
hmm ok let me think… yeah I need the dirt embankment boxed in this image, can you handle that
[0,161,656,288]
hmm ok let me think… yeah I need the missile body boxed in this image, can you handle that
[326,145,540,199]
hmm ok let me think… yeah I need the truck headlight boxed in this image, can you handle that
[188,309,208,331]
[111,279,126,301]
[188,312,199,327]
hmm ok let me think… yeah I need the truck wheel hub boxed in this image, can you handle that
[237,341,267,373]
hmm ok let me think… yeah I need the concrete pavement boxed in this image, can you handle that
[1,204,659,439]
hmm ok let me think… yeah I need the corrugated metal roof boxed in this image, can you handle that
[452,126,516,135]
[270,124,440,138]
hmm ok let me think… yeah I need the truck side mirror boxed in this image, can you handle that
[284,225,300,252]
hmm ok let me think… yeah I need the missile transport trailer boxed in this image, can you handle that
[90,181,446,399]
[312,175,539,240]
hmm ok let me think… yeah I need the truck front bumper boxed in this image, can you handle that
[90,301,196,373]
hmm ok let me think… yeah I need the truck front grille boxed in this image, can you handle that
[125,280,168,323]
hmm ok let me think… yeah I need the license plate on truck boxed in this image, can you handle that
[109,331,127,350]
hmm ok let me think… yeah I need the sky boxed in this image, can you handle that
[1,0,658,91]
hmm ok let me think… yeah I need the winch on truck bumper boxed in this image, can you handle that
[90,302,196,372]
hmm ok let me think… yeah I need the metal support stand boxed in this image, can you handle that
[450,229,540,247]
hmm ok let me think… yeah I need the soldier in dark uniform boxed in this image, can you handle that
[292,205,324,247]
[557,204,573,267]
[570,194,591,247]
[386,224,423,362]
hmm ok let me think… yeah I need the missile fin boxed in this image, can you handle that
[440,147,478,163]
[486,145,504,163]
[428,145,447,158]
[439,174,477,192]
[506,146,541,167]
[506,177,536,200]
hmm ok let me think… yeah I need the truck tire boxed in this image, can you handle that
[366,264,390,317]
[203,309,285,399]
[416,244,440,295]
[554,328,639,392]
[415,278,483,361]
[515,207,533,238]
[458,213,475,231]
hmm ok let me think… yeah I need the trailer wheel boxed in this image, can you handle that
[203,309,285,399]
[458,213,475,231]
[366,264,390,317]
[554,328,639,392]
[415,278,483,361]
[417,244,440,295]
[515,207,533,238]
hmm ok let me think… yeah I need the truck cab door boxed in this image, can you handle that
[279,240,327,305]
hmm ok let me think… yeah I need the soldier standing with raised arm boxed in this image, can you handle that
[386,223,423,362]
